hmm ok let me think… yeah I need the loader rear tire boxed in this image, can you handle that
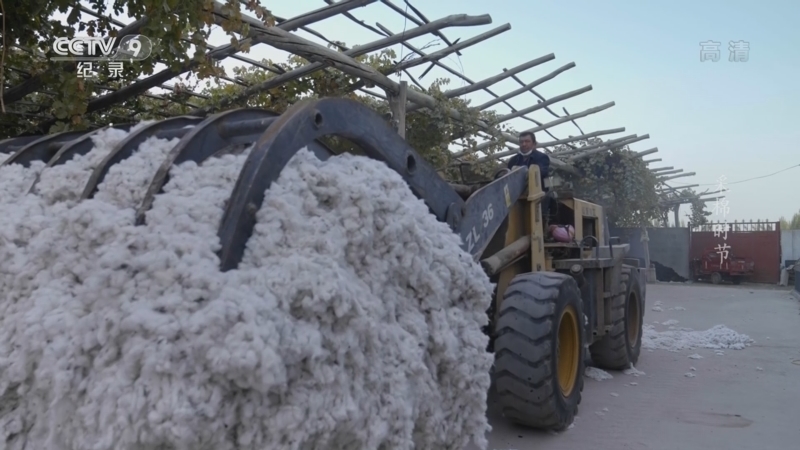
[589,267,644,370]
[493,272,584,431]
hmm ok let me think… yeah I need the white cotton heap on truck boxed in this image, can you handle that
[0,125,495,450]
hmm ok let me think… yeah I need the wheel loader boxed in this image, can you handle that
[0,97,647,432]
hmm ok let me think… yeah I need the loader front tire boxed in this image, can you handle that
[493,272,584,431]
[589,267,644,370]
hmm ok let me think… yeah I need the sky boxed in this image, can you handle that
[74,0,800,223]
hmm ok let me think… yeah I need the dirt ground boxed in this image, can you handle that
[471,282,800,450]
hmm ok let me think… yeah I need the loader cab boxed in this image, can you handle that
[548,196,604,245]
[526,166,606,270]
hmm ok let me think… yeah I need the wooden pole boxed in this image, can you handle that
[658,172,696,182]
[421,54,555,101]
[376,0,462,52]
[634,148,658,157]
[505,71,570,121]
[641,227,653,281]
[455,126,625,160]
[698,196,725,203]
[477,62,576,110]
[388,81,408,138]
[373,21,545,130]
[555,133,638,157]
[561,107,585,134]
[643,158,661,163]
[661,196,726,207]
[570,135,650,161]
[494,85,593,123]
[658,183,699,192]
[471,102,616,153]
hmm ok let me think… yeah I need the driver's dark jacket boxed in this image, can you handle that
[507,150,550,187]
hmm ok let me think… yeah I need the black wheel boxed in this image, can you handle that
[493,272,584,431]
[731,276,742,285]
[589,266,644,370]
[711,272,722,285]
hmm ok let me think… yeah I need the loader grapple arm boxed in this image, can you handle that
[457,167,528,257]
[215,98,530,269]
[1,97,528,272]
[6,129,100,167]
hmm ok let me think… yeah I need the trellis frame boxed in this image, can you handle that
[2,0,696,201]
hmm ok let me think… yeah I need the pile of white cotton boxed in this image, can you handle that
[0,130,495,450]
[33,124,149,205]
[642,324,754,352]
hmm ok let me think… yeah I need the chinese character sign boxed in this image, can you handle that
[76,61,127,79]
[699,41,749,62]
[729,41,749,62]
[712,222,729,240]
[715,175,729,193]
[711,175,731,264]
[76,62,97,79]
[713,197,730,217]
[715,243,730,265]
[108,61,124,78]
[700,41,721,62]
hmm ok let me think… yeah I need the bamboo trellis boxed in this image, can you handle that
[2,0,698,200]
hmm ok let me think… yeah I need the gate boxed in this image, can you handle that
[611,227,691,280]
[781,230,800,266]
[690,221,781,283]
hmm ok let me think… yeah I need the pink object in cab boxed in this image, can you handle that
[549,224,575,243]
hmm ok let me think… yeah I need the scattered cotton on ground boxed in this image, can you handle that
[642,324,754,352]
[623,365,645,377]
[661,319,679,326]
[585,367,613,381]
[0,135,495,450]
[651,301,663,312]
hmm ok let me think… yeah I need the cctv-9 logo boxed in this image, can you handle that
[51,34,154,61]
[111,35,154,61]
